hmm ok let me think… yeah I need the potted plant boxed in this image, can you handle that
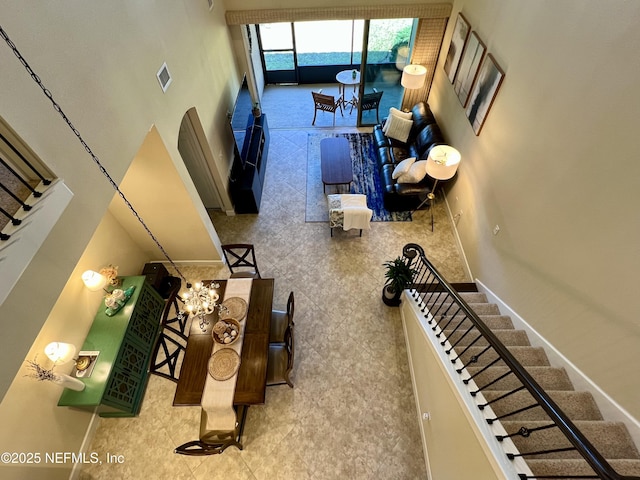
[382,256,416,306]
[252,102,261,118]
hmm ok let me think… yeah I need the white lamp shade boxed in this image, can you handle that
[82,270,107,291]
[426,145,461,181]
[401,64,427,89]
[45,342,76,365]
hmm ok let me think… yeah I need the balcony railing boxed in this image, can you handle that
[0,132,71,305]
[401,242,639,480]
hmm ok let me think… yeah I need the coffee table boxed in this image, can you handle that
[320,137,353,193]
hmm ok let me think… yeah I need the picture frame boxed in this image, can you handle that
[454,31,486,107]
[465,54,505,135]
[443,13,470,83]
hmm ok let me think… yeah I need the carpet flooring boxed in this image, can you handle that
[305,132,412,223]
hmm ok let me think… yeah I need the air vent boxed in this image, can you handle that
[156,62,172,93]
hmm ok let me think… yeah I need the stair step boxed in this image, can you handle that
[466,366,574,391]
[456,346,550,367]
[442,328,530,347]
[428,301,500,316]
[482,390,603,421]
[500,421,640,460]
[459,292,487,303]
[524,458,640,478]
[436,315,515,330]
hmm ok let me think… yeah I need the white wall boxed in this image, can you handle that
[430,0,640,419]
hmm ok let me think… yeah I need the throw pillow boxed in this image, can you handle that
[382,107,413,134]
[392,157,416,179]
[397,160,428,184]
[384,114,413,143]
[389,107,413,120]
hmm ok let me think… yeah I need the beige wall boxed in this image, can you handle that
[109,125,221,262]
[430,0,640,419]
[0,210,150,480]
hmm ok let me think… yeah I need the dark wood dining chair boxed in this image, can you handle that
[150,279,188,383]
[312,90,343,126]
[150,329,187,383]
[221,243,261,279]
[174,406,245,456]
[270,291,294,344]
[267,323,294,388]
[353,89,383,123]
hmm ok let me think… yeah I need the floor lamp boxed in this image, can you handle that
[414,145,461,231]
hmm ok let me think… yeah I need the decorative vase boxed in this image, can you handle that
[52,373,85,391]
[382,285,402,307]
[352,69,357,79]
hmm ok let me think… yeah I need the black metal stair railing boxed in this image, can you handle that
[0,132,54,240]
[401,243,639,480]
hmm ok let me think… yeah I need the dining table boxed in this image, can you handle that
[173,278,274,408]
[336,69,361,111]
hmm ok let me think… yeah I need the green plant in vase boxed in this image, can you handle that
[382,256,417,306]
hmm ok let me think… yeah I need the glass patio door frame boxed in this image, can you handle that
[257,23,299,84]
[356,18,418,127]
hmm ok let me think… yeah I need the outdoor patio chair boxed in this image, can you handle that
[312,90,343,126]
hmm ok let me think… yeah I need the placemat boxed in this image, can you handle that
[219,296,248,321]
[208,348,241,381]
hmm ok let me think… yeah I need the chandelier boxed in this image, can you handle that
[178,281,223,331]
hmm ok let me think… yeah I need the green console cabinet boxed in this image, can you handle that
[58,276,164,417]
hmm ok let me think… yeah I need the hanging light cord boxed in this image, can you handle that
[0,25,187,284]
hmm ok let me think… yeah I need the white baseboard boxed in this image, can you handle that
[475,278,640,448]
[69,411,100,480]
[442,193,473,281]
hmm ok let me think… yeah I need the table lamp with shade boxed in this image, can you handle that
[82,270,107,291]
[44,342,77,365]
[40,341,86,391]
[415,145,462,230]
[401,64,427,90]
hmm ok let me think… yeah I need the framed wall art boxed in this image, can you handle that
[443,13,470,83]
[453,31,486,107]
[465,54,505,135]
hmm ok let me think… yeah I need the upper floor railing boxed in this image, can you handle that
[401,242,639,480]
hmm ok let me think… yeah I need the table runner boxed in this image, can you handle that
[201,278,252,431]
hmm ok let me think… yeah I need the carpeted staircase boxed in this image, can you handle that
[434,290,640,478]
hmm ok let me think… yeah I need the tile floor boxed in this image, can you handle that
[80,87,469,480]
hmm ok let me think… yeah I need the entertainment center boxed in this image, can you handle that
[229,75,270,213]
[230,113,269,213]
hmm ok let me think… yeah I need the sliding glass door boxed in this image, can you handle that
[256,18,418,125]
[359,18,417,125]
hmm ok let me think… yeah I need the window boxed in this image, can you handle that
[294,20,364,66]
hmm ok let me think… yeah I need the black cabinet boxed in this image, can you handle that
[230,114,269,213]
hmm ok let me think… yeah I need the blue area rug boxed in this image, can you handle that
[306,133,412,222]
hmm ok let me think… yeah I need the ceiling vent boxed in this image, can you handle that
[156,62,172,93]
